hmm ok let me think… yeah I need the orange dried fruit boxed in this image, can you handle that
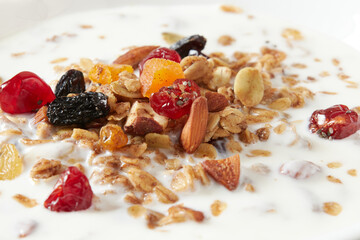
[0,144,23,180]
[140,58,185,98]
[89,63,133,84]
[99,124,128,151]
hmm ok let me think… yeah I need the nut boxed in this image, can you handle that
[180,97,208,153]
[205,91,229,112]
[234,67,264,107]
[202,154,240,191]
[124,101,168,136]
[113,45,159,68]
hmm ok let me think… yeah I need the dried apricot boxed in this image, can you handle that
[0,144,23,180]
[100,124,128,151]
[88,63,133,84]
[140,58,185,98]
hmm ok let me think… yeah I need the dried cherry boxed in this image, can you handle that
[54,69,85,98]
[0,71,55,114]
[44,166,93,212]
[150,79,200,119]
[47,92,109,125]
[309,104,359,139]
[138,47,181,74]
[170,35,207,58]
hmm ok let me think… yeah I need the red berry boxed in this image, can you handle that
[139,47,181,74]
[309,104,359,139]
[0,71,55,114]
[150,79,200,119]
[44,166,93,212]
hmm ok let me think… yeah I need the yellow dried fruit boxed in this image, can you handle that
[99,124,128,151]
[0,144,23,180]
[89,63,133,84]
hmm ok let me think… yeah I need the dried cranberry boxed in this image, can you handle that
[44,166,93,212]
[138,47,181,74]
[309,104,359,139]
[150,79,200,119]
[0,71,55,114]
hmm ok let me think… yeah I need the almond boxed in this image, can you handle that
[205,91,229,112]
[201,154,240,191]
[113,45,159,68]
[180,97,208,153]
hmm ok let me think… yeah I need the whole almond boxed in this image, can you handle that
[234,67,264,107]
[181,97,208,153]
[113,45,159,68]
[205,91,229,112]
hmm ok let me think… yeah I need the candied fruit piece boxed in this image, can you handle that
[309,104,359,139]
[44,166,93,212]
[140,58,185,98]
[0,144,23,180]
[99,124,128,151]
[138,47,181,74]
[88,63,133,84]
[150,79,200,119]
[0,71,55,114]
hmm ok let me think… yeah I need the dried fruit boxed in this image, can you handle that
[139,47,181,73]
[88,63,133,84]
[44,166,93,212]
[180,97,208,153]
[170,35,207,58]
[54,69,85,97]
[99,124,128,151]
[202,154,240,191]
[150,79,200,119]
[0,144,22,180]
[47,92,110,125]
[140,58,185,97]
[309,104,359,139]
[0,71,55,114]
[279,160,321,179]
[234,67,264,107]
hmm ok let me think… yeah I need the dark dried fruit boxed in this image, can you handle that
[170,35,207,58]
[54,69,85,98]
[47,92,109,125]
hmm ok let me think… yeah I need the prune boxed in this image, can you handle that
[47,92,110,125]
[54,69,85,98]
[170,35,207,58]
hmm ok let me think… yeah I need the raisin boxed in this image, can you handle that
[54,69,85,98]
[170,35,207,58]
[47,92,110,125]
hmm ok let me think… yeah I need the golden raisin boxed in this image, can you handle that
[89,63,133,84]
[0,144,23,180]
[99,124,128,151]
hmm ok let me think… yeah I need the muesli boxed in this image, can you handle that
[1,4,360,240]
